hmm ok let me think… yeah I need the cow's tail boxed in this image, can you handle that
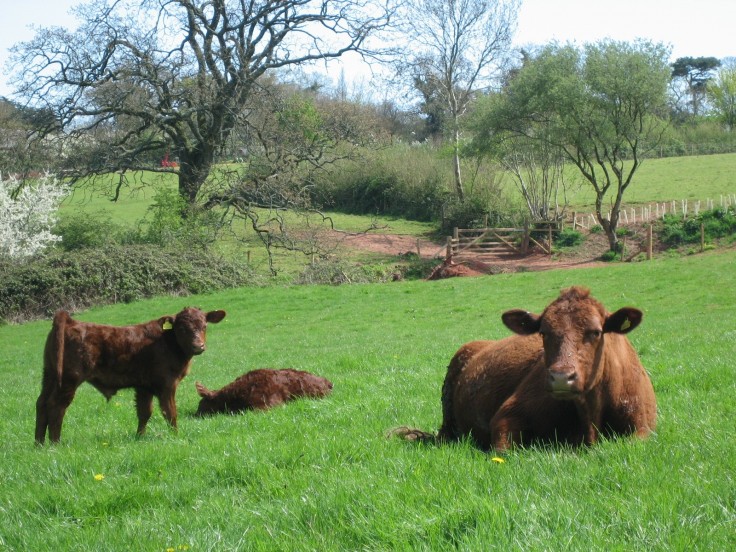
[51,311,69,387]
[386,426,437,444]
[387,355,461,445]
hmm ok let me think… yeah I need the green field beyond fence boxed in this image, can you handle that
[1,250,734,550]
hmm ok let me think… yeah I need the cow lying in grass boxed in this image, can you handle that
[394,287,657,450]
[35,307,226,444]
[194,368,333,416]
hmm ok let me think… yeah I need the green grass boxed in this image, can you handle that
[565,152,736,209]
[1,250,734,550]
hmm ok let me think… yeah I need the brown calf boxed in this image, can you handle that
[396,287,656,451]
[35,307,226,444]
[194,368,333,416]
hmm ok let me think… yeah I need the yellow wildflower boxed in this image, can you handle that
[94,474,105,481]
[491,457,506,464]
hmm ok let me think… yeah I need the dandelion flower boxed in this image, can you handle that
[94,474,105,481]
[491,457,506,464]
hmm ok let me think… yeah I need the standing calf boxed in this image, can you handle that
[395,287,656,451]
[35,307,226,444]
[194,368,333,416]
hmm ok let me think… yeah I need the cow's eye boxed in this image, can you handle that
[587,330,602,340]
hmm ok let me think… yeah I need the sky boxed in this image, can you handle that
[1,0,735,98]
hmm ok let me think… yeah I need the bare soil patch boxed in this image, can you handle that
[337,229,621,278]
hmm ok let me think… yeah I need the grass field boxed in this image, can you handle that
[61,153,736,226]
[1,250,734,550]
[568,152,736,209]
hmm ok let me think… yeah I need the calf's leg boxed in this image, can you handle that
[135,388,154,436]
[46,386,78,443]
[157,387,179,431]
[35,387,52,444]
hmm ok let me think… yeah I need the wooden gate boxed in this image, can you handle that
[447,223,557,259]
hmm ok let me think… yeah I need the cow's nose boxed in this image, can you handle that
[548,370,577,392]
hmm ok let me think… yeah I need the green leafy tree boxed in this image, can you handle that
[707,60,736,130]
[472,40,671,251]
[671,56,721,117]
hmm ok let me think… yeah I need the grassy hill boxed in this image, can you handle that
[1,249,734,549]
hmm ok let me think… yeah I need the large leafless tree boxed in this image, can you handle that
[399,0,519,201]
[10,0,399,204]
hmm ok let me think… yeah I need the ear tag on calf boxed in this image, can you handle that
[162,320,173,331]
[620,318,631,331]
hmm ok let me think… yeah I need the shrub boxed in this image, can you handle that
[54,212,128,251]
[658,207,736,246]
[0,245,258,323]
[295,258,393,285]
[555,228,584,247]
[0,174,68,258]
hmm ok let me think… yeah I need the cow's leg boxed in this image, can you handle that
[46,385,78,444]
[135,388,154,436]
[157,387,178,431]
[490,414,526,451]
[489,398,528,451]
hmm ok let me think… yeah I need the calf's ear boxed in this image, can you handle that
[604,307,643,334]
[206,310,226,324]
[160,316,175,331]
[195,382,214,398]
[502,309,541,335]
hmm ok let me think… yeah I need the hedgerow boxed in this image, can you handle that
[0,245,259,324]
[658,206,736,246]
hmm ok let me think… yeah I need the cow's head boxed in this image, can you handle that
[193,381,221,416]
[160,307,226,356]
[501,287,642,398]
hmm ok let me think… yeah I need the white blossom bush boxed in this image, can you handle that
[0,173,68,259]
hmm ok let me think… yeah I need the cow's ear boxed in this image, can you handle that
[502,309,541,335]
[160,316,175,331]
[195,382,213,398]
[604,307,643,334]
[206,310,226,324]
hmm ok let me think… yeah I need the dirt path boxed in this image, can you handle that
[338,231,608,275]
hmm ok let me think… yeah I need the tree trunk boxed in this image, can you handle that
[177,146,215,206]
[452,125,465,202]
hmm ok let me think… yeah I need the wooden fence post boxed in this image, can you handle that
[547,225,553,256]
[446,236,453,261]
[701,223,705,252]
[647,224,653,260]
[620,235,626,262]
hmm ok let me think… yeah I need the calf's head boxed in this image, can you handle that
[194,382,221,416]
[160,307,226,356]
[501,287,642,398]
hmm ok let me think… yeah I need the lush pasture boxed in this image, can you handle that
[1,250,734,550]
[569,152,736,209]
[62,153,736,225]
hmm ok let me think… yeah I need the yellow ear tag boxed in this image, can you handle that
[162,320,173,330]
[620,318,631,331]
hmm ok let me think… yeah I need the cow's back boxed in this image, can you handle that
[598,334,657,437]
[439,335,543,447]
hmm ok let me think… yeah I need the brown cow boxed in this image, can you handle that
[35,307,226,444]
[194,368,333,416]
[395,287,656,451]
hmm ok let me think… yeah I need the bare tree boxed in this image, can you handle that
[399,0,520,201]
[9,0,399,205]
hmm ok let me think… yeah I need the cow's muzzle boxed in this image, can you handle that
[548,370,579,397]
[192,344,205,355]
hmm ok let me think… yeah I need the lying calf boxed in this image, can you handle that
[194,368,333,416]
